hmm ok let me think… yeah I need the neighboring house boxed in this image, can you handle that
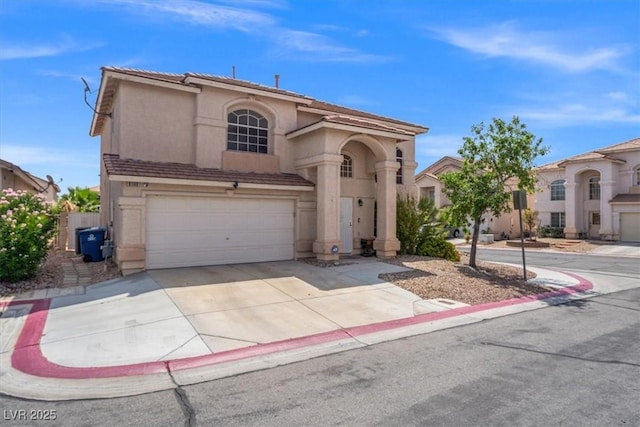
[89,67,427,274]
[0,158,60,202]
[535,138,640,242]
[415,156,531,239]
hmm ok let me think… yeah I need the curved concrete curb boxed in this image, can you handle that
[0,269,594,400]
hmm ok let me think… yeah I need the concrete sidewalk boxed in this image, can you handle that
[1,259,638,401]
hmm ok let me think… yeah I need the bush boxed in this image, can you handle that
[397,196,445,255]
[538,225,564,238]
[0,189,57,283]
[417,235,461,262]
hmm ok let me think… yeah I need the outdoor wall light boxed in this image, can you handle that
[233,181,239,189]
[358,198,363,206]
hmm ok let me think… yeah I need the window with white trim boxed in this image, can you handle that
[227,109,268,154]
[635,167,640,186]
[396,148,403,184]
[589,176,600,200]
[550,212,566,228]
[550,180,565,201]
[341,155,353,178]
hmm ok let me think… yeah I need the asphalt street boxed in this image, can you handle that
[2,286,638,426]
[470,247,640,277]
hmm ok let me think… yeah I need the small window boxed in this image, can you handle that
[341,155,353,178]
[396,148,403,184]
[227,109,268,154]
[635,167,640,186]
[550,180,565,201]
[550,212,566,228]
[589,176,600,200]
[591,212,601,225]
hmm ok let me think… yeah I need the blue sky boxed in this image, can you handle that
[1,0,638,194]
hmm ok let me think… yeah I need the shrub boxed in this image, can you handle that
[538,225,564,238]
[0,189,57,283]
[417,235,461,262]
[397,196,445,255]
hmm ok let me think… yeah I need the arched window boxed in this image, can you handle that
[550,180,566,201]
[341,155,353,178]
[227,109,268,154]
[589,176,600,200]
[396,148,403,184]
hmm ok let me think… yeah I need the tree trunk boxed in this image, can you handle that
[469,216,482,269]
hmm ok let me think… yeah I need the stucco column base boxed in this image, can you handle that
[116,244,145,275]
[373,238,400,258]
[564,228,579,239]
[313,240,342,261]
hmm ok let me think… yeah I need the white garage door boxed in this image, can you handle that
[146,196,294,269]
[620,213,640,242]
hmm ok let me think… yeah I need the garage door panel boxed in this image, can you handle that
[146,197,294,269]
[620,213,640,242]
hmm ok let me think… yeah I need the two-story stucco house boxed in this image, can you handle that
[89,67,428,274]
[535,138,640,242]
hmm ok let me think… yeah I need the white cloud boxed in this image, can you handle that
[0,35,103,60]
[269,30,390,63]
[519,103,640,126]
[89,0,387,63]
[103,0,276,31]
[1,145,96,169]
[427,21,626,73]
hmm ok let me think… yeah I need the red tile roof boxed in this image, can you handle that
[609,193,640,204]
[103,154,314,187]
[94,67,428,135]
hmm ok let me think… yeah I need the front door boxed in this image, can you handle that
[589,211,601,239]
[340,197,353,253]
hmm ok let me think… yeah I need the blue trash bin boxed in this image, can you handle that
[78,227,107,262]
[75,227,91,254]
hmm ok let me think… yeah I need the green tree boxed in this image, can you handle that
[58,187,100,213]
[522,208,539,240]
[440,116,548,269]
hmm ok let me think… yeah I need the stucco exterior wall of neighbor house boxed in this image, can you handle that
[535,138,640,242]
[0,159,59,202]
[90,67,428,274]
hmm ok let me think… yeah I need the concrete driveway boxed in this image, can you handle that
[35,259,417,368]
[148,259,418,353]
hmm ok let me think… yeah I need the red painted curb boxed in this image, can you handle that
[5,270,593,379]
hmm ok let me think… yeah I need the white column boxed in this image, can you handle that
[311,157,343,261]
[373,160,400,257]
[563,181,579,238]
[599,179,616,239]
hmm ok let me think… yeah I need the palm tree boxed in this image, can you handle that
[58,187,100,212]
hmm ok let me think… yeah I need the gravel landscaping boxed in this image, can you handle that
[380,254,546,305]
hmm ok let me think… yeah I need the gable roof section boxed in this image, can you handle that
[286,114,416,140]
[103,154,314,188]
[542,137,640,168]
[415,156,463,179]
[91,67,428,137]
